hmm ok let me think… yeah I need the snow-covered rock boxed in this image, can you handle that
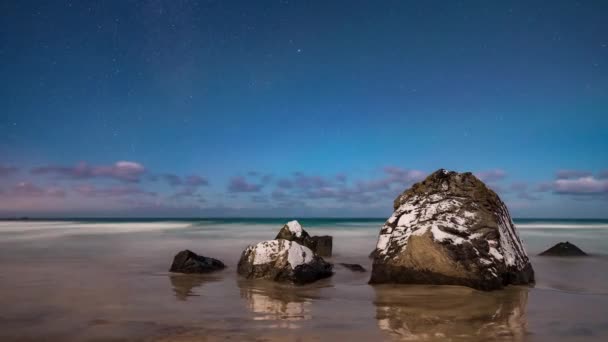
[238,239,333,284]
[275,220,333,257]
[369,169,534,291]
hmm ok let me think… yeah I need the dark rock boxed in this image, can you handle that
[275,220,333,257]
[369,169,535,291]
[339,263,366,272]
[539,242,587,256]
[237,239,333,284]
[169,249,226,274]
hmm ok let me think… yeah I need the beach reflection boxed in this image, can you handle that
[373,285,529,341]
[169,274,220,301]
[238,280,313,329]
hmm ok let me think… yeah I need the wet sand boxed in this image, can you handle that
[1,222,608,341]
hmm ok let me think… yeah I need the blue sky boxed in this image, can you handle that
[1,1,607,217]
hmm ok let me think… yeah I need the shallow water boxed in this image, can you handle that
[1,219,607,341]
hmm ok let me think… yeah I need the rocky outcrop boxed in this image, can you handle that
[237,239,333,284]
[275,220,333,257]
[169,250,226,274]
[369,169,534,291]
[339,263,366,272]
[540,241,587,256]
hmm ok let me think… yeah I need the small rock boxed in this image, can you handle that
[339,263,366,272]
[169,250,226,274]
[237,239,333,284]
[275,220,333,257]
[539,242,587,256]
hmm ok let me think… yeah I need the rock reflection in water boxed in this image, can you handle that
[169,274,219,301]
[374,285,529,341]
[238,280,313,329]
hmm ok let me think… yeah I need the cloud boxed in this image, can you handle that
[271,190,289,201]
[10,182,66,197]
[269,167,426,207]
[169,187,205,203]
[32,161,146,182]
[228,176,263,193]
[160,174,208,201]
[474,169,507,183]
[355,167,426,192]
[250,195,269,203]
[291,173,332,189]
[161,174,209,187]
[74,184,156,197]
[556,169,593,180]
[184,175,208,187]
[534,170,608,197]
[553,176,608,195]
[0,165,18,177]
[162,174,182,186]
[599,170,608,179]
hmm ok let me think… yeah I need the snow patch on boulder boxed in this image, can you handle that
[286,220,303,237]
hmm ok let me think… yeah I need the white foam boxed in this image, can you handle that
[0,221,192,240]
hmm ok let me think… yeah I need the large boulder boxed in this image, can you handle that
[169,250,226,274]
[369,169,534,291]
[275,220,333,257]
[540,241,587,256]
[237,239,333,284]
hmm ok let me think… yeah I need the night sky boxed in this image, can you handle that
[1,1,607,218]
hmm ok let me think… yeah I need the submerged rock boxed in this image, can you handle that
[369,169,534,291]
[540,241,587,256]
[339,263,366,272]
[237,239,333,284]
[169,250,226,274]
[275,220,333,257]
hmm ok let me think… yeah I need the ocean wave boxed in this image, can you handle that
[0,221,194,240]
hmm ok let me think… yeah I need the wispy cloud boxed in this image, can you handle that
[228,176,263,193]
[74,184,156,197]
[554,176,608,195]
[556,169,593,180]
[32,161,146,182]
[474,169,507,183]
[0,165,19,177]
[10,182,65,198]
[161,174,209,187]
[534,170,608,197]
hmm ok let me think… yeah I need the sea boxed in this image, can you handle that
[1,218,607,341]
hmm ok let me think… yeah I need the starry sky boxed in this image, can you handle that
[1,0,607,218]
